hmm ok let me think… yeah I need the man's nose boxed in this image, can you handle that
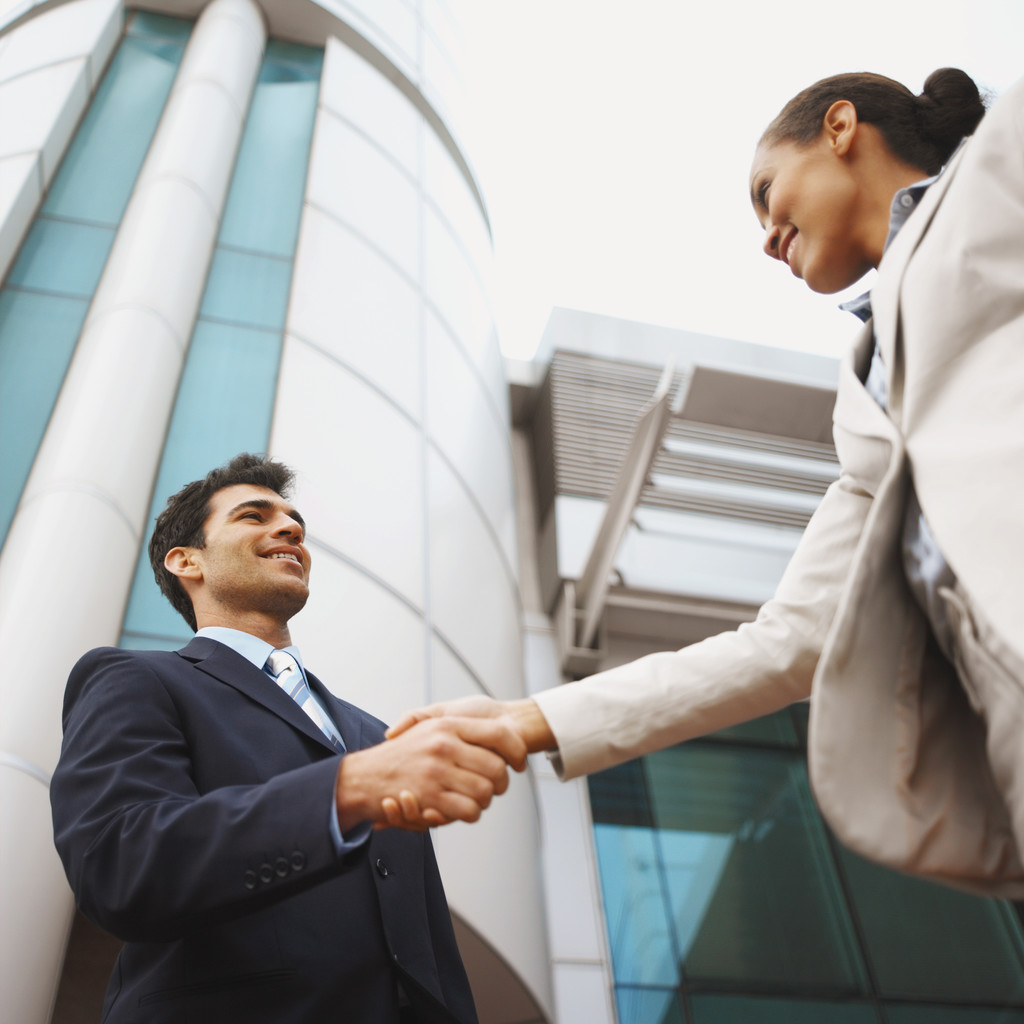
[274,516,303,539]
[762,221,781,260]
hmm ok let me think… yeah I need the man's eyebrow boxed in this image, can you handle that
[227,498,306,528]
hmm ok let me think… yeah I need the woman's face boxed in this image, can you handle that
[750,133,875,294]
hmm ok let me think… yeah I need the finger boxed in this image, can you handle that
[386,708,437,739]
[378,797,429,832]
[380,796,403,827]
[449,716,528,772]
[443,738,511,794]
[441,762,506,810]
[398,789,423,820]
[428,790,490,824]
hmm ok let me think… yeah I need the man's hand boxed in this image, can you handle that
[379,697,556,829]
[334,715,529,833]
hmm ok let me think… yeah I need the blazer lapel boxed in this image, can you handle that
[177,637,341,753]
[870,141,969,422]
[308,671,366,753]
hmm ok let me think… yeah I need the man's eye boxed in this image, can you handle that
[241,512,261,520]
[757,181,770,207]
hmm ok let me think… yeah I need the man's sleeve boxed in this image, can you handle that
[50,648,361,943]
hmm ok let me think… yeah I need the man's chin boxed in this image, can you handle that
[272,583,310,621]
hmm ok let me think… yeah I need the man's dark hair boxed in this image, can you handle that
[149,453,296,631]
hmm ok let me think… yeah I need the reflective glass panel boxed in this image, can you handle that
[0,291,88,540]
[699,706,800,747]
[614,986,685,1024]
[838,844,1024,1004]
[43,32,186,224]
[120,38,323,645]
[217,51,321,257]
[593,824,680,989]
[199,249,293,330]
[127,11,195,43]
[646,744,867,995]
[886,1007,1024,1024]
[690,994,878,1024]
[5,217,115,297]
[0,25,187,552]
[121,322,283,646]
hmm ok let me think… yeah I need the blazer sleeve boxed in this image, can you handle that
[51,647,358,943]
[535,380,882,779]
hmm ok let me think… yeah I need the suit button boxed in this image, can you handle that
[275,857,289,878]
[243,870,257,890]
[291,851,305,872]
[259,862,274,884]
[375,858,389,877]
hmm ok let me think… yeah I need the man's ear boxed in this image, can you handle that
[822,99,858,157]
[164,547,203,582]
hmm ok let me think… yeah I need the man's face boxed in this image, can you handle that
[189,484,311,625]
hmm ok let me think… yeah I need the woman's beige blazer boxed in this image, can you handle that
[534,76,1024,896]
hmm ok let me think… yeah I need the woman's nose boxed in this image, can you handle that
[762,222,781,260]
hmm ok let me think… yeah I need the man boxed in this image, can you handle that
[50,453,526,1023]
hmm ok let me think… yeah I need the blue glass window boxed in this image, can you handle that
[120,39,323,649]
[0,17,189,549]
[589,708,1024,1021]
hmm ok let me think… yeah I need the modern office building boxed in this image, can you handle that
[0,1,545,1021]
[1,3,1023,1023]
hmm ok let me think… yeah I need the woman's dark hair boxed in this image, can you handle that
[148,453,296,631]
[762,68,987,175]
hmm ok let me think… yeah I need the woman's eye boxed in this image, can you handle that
[757,181,770,208]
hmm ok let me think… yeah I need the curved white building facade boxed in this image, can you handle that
[0,2,549,1021]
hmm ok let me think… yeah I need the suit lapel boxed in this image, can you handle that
[870,141,969,421]
[307,670,366,753]
[177,637,342,753]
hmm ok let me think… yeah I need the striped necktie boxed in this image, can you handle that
[266,650,344,751]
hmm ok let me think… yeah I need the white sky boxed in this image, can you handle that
[449,0,1024,361]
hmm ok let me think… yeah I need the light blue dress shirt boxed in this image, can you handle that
[839,178,958,659]
[195,626,370,855]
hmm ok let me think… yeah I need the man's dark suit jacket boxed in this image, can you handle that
[50,637,478,1024]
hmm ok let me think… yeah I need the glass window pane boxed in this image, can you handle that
[886,1006,1024,1024]
[217,76,320,256]
[704,706,800,747]
[593,824,680,989]
[199,249,292,329]
[614,986,685,1024]
[263,39,324,77]
[43,33,185,224]
[121,322,283,644]
[0,290,89,543]
[838,844,1024,1004]
[646,744,868,995]
[691,994,879,1024]
[5,217,115,297]
[127,11,194,43]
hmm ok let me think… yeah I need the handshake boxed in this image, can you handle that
[333,696,556,834]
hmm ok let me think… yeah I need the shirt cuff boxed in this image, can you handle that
[329,800,372,856]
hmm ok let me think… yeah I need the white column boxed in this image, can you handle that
[0,2,265,1020]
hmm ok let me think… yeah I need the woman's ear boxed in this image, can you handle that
[164,547,203,582]
[823,99,858,156]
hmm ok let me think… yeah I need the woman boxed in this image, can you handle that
[391,70,1024,895]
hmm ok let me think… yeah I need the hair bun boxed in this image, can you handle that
[916,68,986,150]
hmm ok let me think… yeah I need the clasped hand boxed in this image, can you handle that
[334,697,526,833]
